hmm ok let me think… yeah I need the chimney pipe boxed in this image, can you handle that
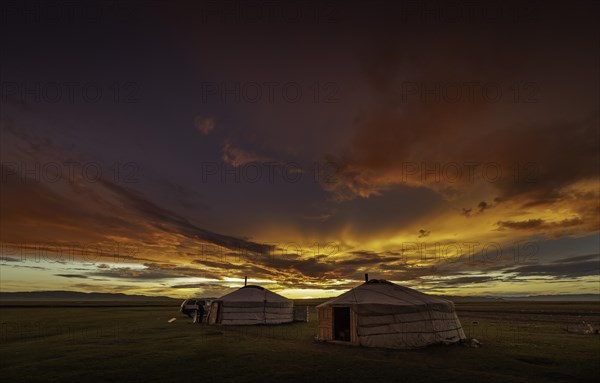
[244,276,247,286]
[365,273,369,282]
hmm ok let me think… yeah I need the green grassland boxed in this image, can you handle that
[0,302,598,382]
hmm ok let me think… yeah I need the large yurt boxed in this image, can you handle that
[207,284,294,325]
[316,278,466,348]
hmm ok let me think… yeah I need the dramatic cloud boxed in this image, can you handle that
[1,2,598,299]
[97,179,272,254]
[319,9,599,246]
[0,118,273,258]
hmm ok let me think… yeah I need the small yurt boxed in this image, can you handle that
[316,277,466,348]
[207,284,293,325]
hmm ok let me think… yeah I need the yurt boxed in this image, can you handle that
[316,278,466,348]
[207,284,294,325]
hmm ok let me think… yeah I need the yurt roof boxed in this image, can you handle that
[316,279,454,311]
[216,285,290,303]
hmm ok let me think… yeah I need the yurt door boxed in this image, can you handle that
[333,307,351,341]
[317,308,333,340]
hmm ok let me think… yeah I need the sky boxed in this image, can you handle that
[1,0,599,299]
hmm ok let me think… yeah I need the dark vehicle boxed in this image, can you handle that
[180,298,211,320]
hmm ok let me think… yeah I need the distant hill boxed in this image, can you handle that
[502,294,600,301]
[442,295,505,302]
[445,294,599,302]
[0,291,178,302]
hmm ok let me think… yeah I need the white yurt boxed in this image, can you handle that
[316,278,466,348]
[207,284,294,325]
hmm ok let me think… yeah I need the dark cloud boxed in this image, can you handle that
[91,269,181,280]
[461,200,495,218]
[340,251,401,267]
[98,179,273,255]
[378,262,431,273]
[88,263,211,281]
[477,201,492,213]
[0,257,21,262]
[505,262,599,279]
[504,254,600,279]
[552,254,599,264]
[497,217,584,231]
[54,274,89,279]
[171,283,228,289]
[406,275,499,288]
[437,276,497,286]
[554,218,585,227]
[0,263,48,270]
[497,219,545,230]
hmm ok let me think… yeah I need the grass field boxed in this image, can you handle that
[1,302,599,382]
